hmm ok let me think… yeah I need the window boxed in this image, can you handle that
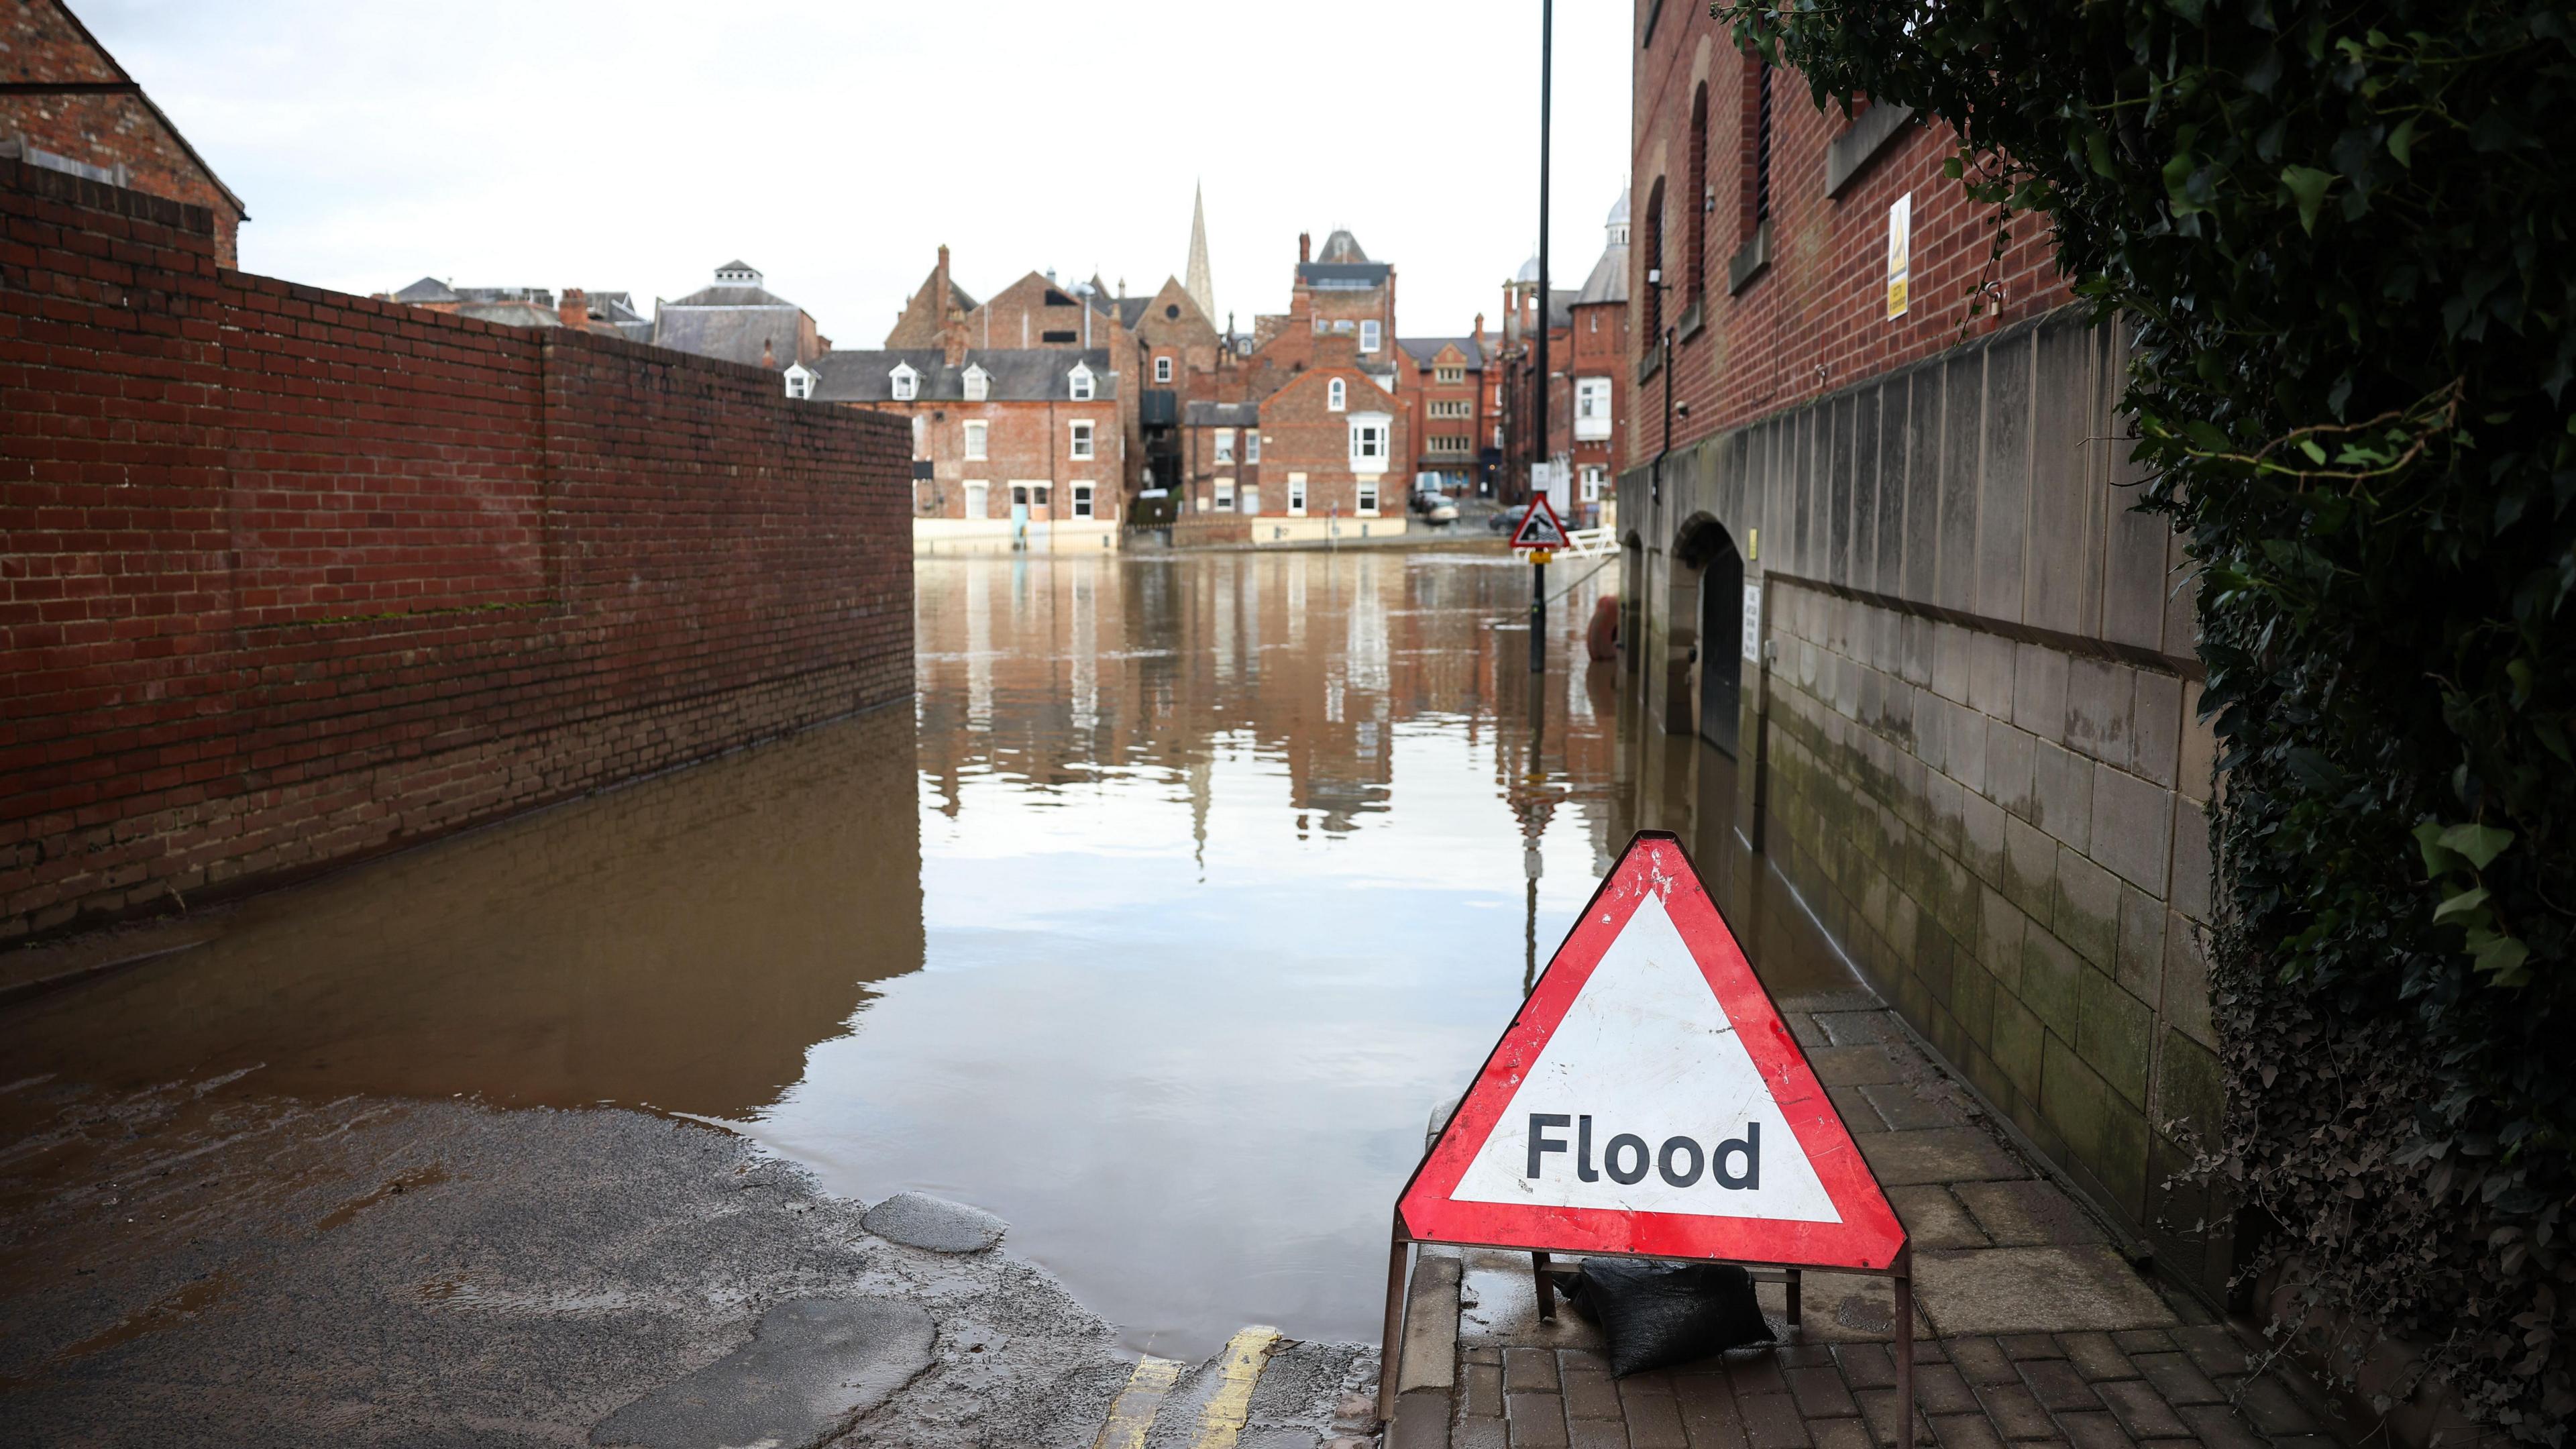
[1313,317,1328,334]
[1073,484,1094,519]
[1155,356,1173,383]
[1244,431,1260,462]
[1069,421,1095,459]
[1429,434,1472,455]
[1581,465,1606,502]
[1328,378,1346,411]
[783,365,813,399]
[1430,399,1472,419]
[1360,319,1381,352]
[1045,288,1076,307]
[911,415,927,459]
[1358,481,1379,515]
[1741,53,1774,246]
[1069,364,1094,400]
[1042,329,1078,343]
[1012,484,1029,506]
[1574,377,1612,440]
[890,363,918,400]
[1349,420,1387,464]
[1332,319,1354,333]
[964,420,988,460]
[1215,476,1236,510]
[1214,429,1235,464]
[963,480,988,519]
[1288,473,1307,516]
[1688,82,1710,304]
[1642,178,1665,339]
[1034,484,1052,508]
[963,366,989,402]
[1435,364,1464,384]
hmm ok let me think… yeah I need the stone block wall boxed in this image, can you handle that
[1614,307,2230,1293]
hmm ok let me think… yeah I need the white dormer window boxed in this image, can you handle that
[782,362,814,400]
[962,365,989,402]
[1069,363,1095,400]
[890,362,919,400]
[1360,319,1381,352]
[1328,378,1346,411]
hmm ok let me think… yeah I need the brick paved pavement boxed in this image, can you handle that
[1383,996,2354,1449]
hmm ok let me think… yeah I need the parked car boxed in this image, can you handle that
[1487,501,1538,535]
[1409,490,1460,524]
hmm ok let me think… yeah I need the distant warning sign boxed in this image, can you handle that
[1398,831,1905,1270]
[1509,495,1572,551]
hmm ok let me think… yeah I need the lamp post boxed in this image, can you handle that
[1529,0,1554,677]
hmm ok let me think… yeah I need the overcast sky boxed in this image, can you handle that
[78,1,1634,347]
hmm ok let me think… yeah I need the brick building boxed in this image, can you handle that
[1495,254,1575,511]
[1562,190,1631,526]
[812,345,1123,555]
[1,0,246,265]
[1614,2,2220,1298]
[1393,327,1493,498]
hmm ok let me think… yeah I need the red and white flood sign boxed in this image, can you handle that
[1509,495,1572,551]
[1399,830,1906,1271]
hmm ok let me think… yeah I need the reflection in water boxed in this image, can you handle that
[0,709,926,1116]
[0,549,1860,1360]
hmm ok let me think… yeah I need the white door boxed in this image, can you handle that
[963,481,988,521]
[1240,486,1259,516]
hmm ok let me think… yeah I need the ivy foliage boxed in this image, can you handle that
[1711,0,2576,1436]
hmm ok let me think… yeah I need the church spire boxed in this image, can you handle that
[1185,182,1216,325]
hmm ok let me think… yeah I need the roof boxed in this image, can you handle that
[394,276,458,304]
[663,283,801,309]
[1516,254,1541,284]
[1398,337,1487,369]
[651,290,811,366]
[1574,239,1629,307]
[1546,288,1576,331]
[716,258,755,274]
[1184,401,1260,427]
[1607,189,1629,227]
[1116,297,1151,329]
[453,301,561,329]
[1316,229,1369,264]
[808,348,1118,404]
[1299,261,1391,289]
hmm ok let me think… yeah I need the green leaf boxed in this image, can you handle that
[2433,887,2490,925]
[2298,437,2328,464]
[2438,823,2514,871]
[2389,115,2418,168]
[2414,820,2462,877]
[2471,933,2531,983]
[2281,165,2337,234]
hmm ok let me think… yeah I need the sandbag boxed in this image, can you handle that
[1558,1259,1773,1377]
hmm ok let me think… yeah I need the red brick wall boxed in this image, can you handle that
[860,394,1124,521]
[1256,356,1405,518]
[0,159,913,940]
[1628,8,2069,469]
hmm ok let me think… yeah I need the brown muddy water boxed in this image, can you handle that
[0,551,1857,1359]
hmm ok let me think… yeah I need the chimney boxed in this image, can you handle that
[934,244,954,320]
[1474,312,1486,346]
[761,337,777,370]
[559,287,588,331]
[1298,231,1311,264]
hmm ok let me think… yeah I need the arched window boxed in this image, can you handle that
[1740,52,1774,248]
[962,365,989,402]
[1642,178,1666,341]
[1688,82,1710,305]
[1328,378,1346,411]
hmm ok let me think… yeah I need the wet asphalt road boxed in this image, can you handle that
[0,1077,1366,1446]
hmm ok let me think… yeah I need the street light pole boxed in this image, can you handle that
[1529,0,1553,677]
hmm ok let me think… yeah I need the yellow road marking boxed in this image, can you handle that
[1091,1354,1183,1449]
[1189,1325,1283,1449]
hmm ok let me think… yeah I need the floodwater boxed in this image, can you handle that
[0,550,1858,1358]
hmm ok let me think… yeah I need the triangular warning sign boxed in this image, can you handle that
[1398,831,1906,1270]
[1509,495,1571,550]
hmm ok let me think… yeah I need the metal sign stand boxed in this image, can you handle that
[1379,1227,1916,1440]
